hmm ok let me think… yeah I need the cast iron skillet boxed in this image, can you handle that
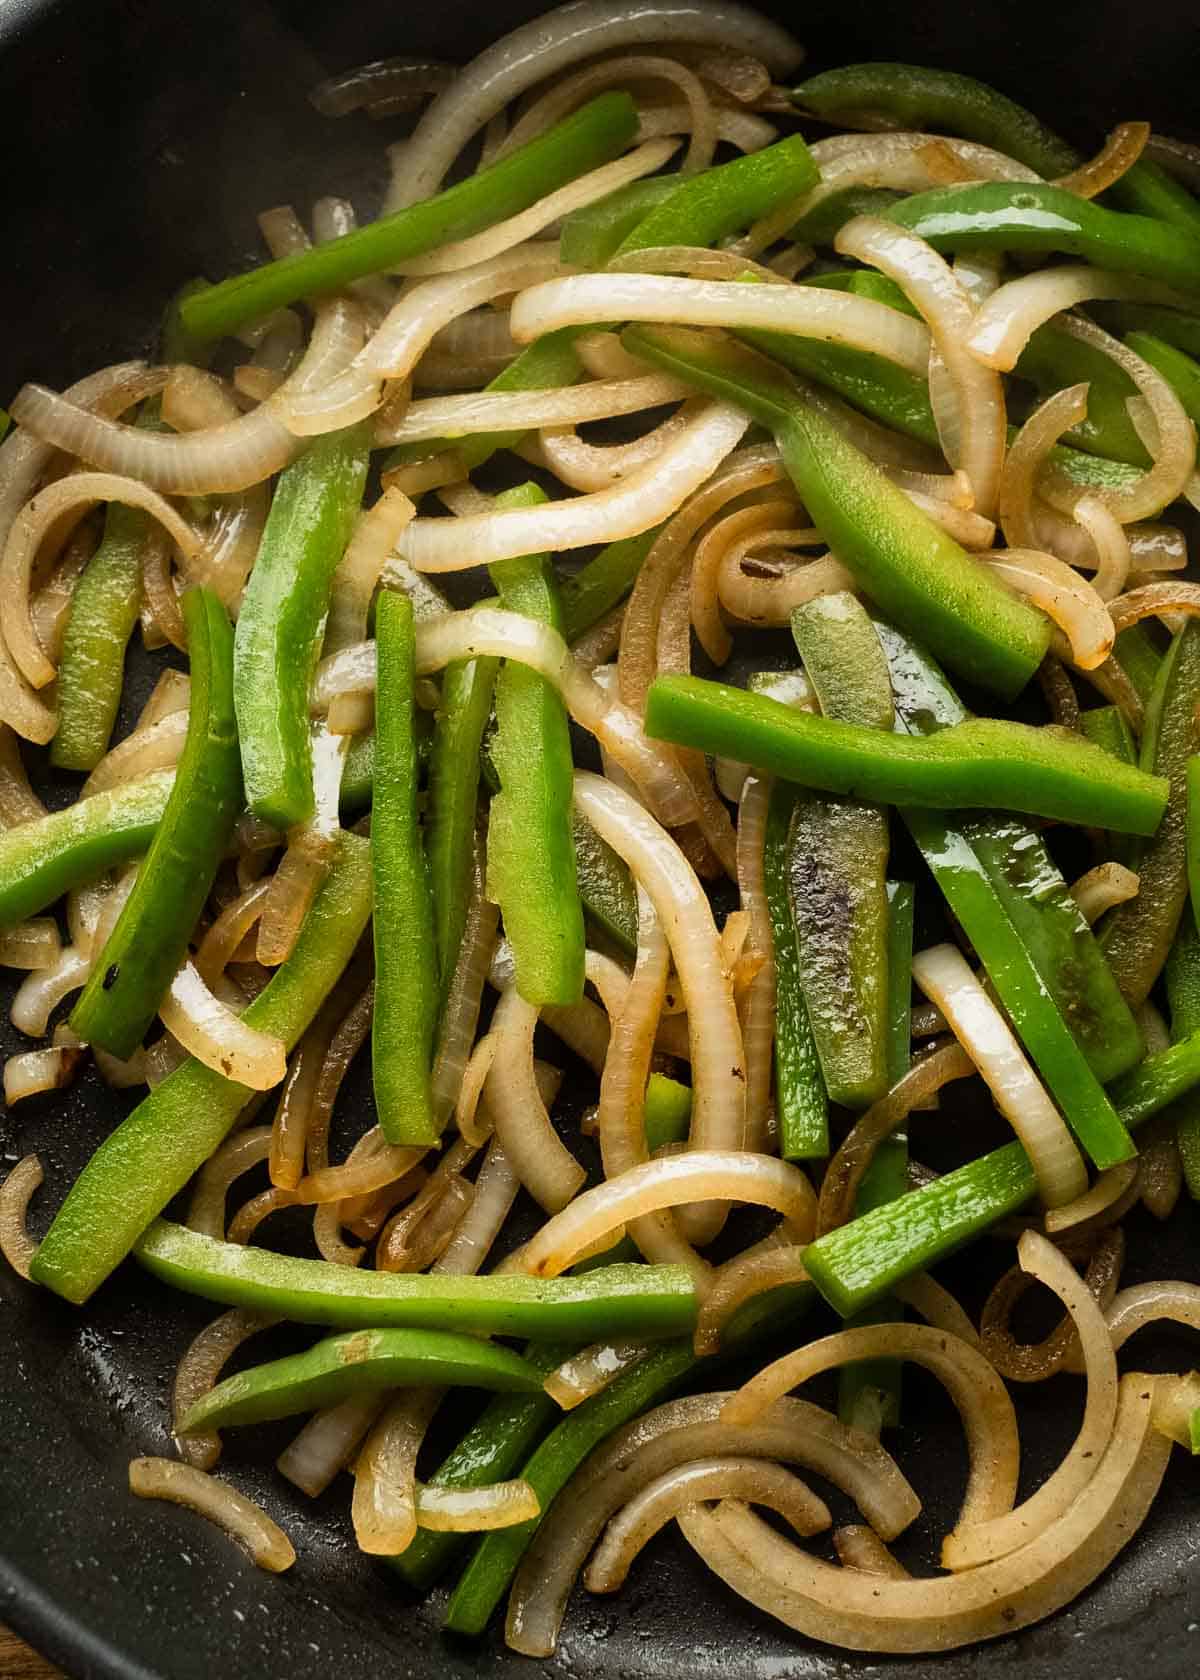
[3,1,1200,1675]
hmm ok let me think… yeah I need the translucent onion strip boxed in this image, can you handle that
[0,1154,42,1279]
[128,1458,296,1572]
[942,1230,1118,1570]
[1069,862,1140,926]
[378,373,691,447]
[999,383,1089,551]
[4,1042,85,1105]
[1055,122,1149,198]
[159,961,287,1090]
[186,1127,272,1241]
[415,1478,540,1531]
[277,1393,384,1499]
[0,917,60,970]
[1101,1280,1200,1353]
[911,944,1088,1207]
[543,1340,650,1410]
[352,1388,440,1555]
[966,266,1190,372]
[485,987,585,1214]
[172,1309,282,1471]
[983,548,1114,671]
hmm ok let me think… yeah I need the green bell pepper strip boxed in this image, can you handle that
[1166,914,1200,1200]
[763,787,828,1161]
[389,1340,574,1591]
[30,832,374,1304]
[1189,757,1200,969]
[560,528,659,643]
[643,1071,692,1151]
[614,135,818,256]
[1126,330,1200,429]
[792,62,1200,238]
[623,323,1051,698]
[837,880,914,1434]
[340,731,375,813]
[428,651,499,1006]
[373,592,440,1145]
[882,183,1200,295]
[785,594,892,1109]
[804,1023,1200,1318]
[51,499,146,772]
[559,178,678,267]
[786,187,901,247]
[177,1327,543,1435]
[443,1338,694,1634]
[1115,624,1163,703]
[740,324,940,451]
[644,674,1168,836]
[234,425,369,829]
[1080,704,1138,764]
[1096,303,1200,360]
[0,771,174,927]
[1102,620,1200,1008]
[878,620,1144,1085]
[69,589,241,1059]
[131,1222,697,1340]
[488,484,585,1008]
[573,808,638,955]
[181,94,639,340]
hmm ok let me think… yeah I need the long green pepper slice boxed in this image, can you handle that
[427,652,499,1006]
[1126,330,1200,429]
[70,589,241,1059]
[1166,916,1200,1199]
[373,592,440,1146]
[764,784,828,1161]
[181,95,638,340]
[624,324,1051,698]
[488,484,585,1008]
[234,425,369,829]
[560,529,660,644]
[178,1328,543,1434]
[559,178,678,266]
[30,833,374,1304]
[0,772,174,927]
[615,135,818,255]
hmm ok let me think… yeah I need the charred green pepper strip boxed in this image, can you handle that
[805,1023,1200,1318]
[764,791,828,1159]
[615,135,818,256]
[181,94,638,340]
[178,1328,542,1435]
[559,178,677,267]
[443,1339,694,1635]
[883,183,1200,295]
[488,484,585,1007]
[30,833,373,1304]
[69,589,241,1059]
[1102,621,1200,1007]
[837,880,914,1434]
[0,771,174,927]
[1126,330,1200,428]
[131,1222,697,1341]
[786,594,891,1108]
[792,62,1200,238]
[624,324,1050,698]
[644,674,1167,836]
[373,592,439,1145]
[234,425,369,829]
[560,529,659,643]
[1166,914,1200,1200]
[879,621,1144,1085]
[573,809,638,955]
[786,187,900,246]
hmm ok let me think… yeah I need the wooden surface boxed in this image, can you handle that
[0,1626,59,1679]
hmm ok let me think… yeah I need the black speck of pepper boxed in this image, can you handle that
[102,964,120,990]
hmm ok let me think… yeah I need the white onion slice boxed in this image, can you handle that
[416,1478,540,1531]
[172,1309,282,1471]
[911,944,1088,1207]
[1068,862,1140,926]
[0,1154,42,1278]
[157,961,287,1090]
[983,549,1114,671]
[128,1458,295,1572]
[966,267,1190,372]
[378,374,691,446]
[485,987,586,1214]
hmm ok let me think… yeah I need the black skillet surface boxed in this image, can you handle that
[4,1,1200,1674]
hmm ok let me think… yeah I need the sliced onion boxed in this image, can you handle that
[0,917,61,971]
[520,1150,814,1277]
[693,500,794,664]
[999,383,1089,550]
[588,1457,831,1592]
[0,724,45,824]
[387,0,802,208]
[10,944,92,1037]
[983,1228,1125,1382]
[544,1340,650,1410]
[1150,1371,1200,1449]
[984,548,1113,671]
[4,1042,85,1105]
[1069,862,1140,926]
[324,487,415,657]
[677,1373,1166,1654]
[432,844,500,1125]
[1138,1116,1183,1221]
[967,266,1190,372]
[379,372,690,446]
[834,1525,911,1579]
[510,274,930,375]
[416,1477,540,1531]
[293,1130,427,1207]
[159,961,286,1090]
[186,1127,272,1240]
[718,549,857,627]
[943,1230,1118,1569]
[836,216,1005,518]
[310,56,454,118]
[0,1154,42,1278]
[528,407,693,492]
[505,1389,920,1657]
[893,1272,981,1347]
[402,403,750,570]
[377,1170,474,1273]
[1055,122,1150,198]
[227,1185,299,1245]
[352,1389,441,1555]
[172,1309,281,1471]
[1071,495,1132,600]
[81,713,187,799]
[485,987,585,1214]
[735,775,775,1150]
[1102,1279,1200,1353]
[693,1242,808,1356]
[128,1458,295,1572]
[433,1137,521,1278]
[277,1393,384,1498]
[911,944,1088,1207]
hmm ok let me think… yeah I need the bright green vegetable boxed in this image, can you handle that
[644,674,1168,836]
[560,529,660,643]
[804,1023,1200,1317]
[573,809,638,955]
[0,771,174,928]
[615,136,818,255]
[1114,624,1164,702]
[1102,621,1200,1008]
[1166,914,1200,1200]
[234,425,369,829]
[373,592,439,1146]
[488,484,585,1007]
[131,1221,698,1341]
[1126,330,1200,428]
[177,1328,543,1434]
[786,187,900,246]
[785,594,891,1108]
[559,178,677,267]
[181,95,639,340]
[1097,304,1200,360]
[1080,704,1138,765]
[70,589,241,1059]
[624,323,1051,697]
[427,652,498,1005]
[1017,324,1148,466]
[741,323,940,450]
[883,183,1200,294]
[30,833,374,1304]
[763,786,828,1161]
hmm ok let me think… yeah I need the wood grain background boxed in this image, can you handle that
[0,1626,59,1678]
